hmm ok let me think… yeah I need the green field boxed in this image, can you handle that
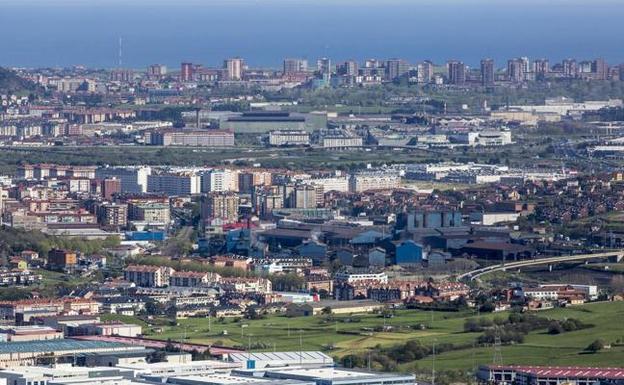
[0,142,548,175]
[141,307,476,352]
[130,302,624,373]
[411,303,624,372]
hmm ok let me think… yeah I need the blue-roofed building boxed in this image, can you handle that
[368,247,387,267]
[226,228,251,255]
[0,338,147,368]
[336,249,357,266]
[349,230,386,246]
[125,231,166,241]
[296,240,328,265]
[395,240,424,265]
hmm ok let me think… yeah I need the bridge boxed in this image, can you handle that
[457,250,624,281]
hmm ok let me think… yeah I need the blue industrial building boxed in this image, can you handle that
[395,240,424,265]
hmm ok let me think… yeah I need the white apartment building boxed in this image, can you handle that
[522,287,559,300]
[96,166,151,193]
[334,271,388,284]
[452,131,512,146]
[348,172,401,192]
[310,176,350,193]
[202,169,238,192]
[147,173,201,196]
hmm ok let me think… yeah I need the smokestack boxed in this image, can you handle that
[196,108,201,129]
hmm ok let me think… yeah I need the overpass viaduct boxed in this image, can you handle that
[458,250,624,281]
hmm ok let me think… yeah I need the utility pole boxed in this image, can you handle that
[118,36,123,67]
[432,340,436,385]
[299,330,303,366]
[247,334,252,364]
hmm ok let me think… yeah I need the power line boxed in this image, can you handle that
[493,330,503,365]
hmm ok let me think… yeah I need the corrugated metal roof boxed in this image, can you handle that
[0,339,130,353]
[228,351,332,363]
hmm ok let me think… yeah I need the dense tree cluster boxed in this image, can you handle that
[0,226,120,259]
[547,318,592,334]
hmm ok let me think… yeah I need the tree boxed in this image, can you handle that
[145,299,165,316]
[244,306,264,320]
[586,339,606,353]
[547,321,564,335]
[269,273,304,291]
[164,339,180,352]
[464,319,482,333]
[479,302,496,313]
[147,350,167,363]
[341,354,365,368]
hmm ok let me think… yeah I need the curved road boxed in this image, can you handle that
[458,250,624,281]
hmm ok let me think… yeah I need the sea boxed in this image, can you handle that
[1,0,623,69]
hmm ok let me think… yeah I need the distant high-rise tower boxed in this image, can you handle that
[338,60,359,77]
[480,58,495,86]
[417,61,434,84]
[224,58,243,81]
[101,178,121,200]
[283,58,308,75]
[180,62,194,82]
[592,58,608,80]
[385,58,410,81]
[148,64,167,78]
[533,59,549,79]
[364,59,379,68]
[110,68,133,82]
[520,56,530,74]
[562,59,578,78]
[447,60,466,85]
[201,192,240,226]
[317,57,332,75]
[507,58,525,83]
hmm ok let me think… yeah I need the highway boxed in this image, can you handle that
[457,250,624,281]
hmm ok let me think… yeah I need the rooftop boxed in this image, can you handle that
[486,365,624,380]
[0,338,136,354]
[228,351,332,364]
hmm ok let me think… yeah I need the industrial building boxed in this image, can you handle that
[0,339,147,368]
[147,130,235,147]
[268,130,310,146]
[477,365,624,385]
[222,112,327,133]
